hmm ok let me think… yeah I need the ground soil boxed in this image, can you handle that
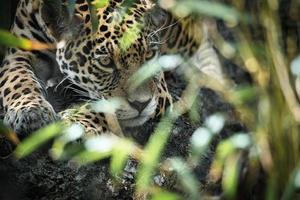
[0,65,249,200]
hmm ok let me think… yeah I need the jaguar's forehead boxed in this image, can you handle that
[96,0,153,26]
[93,0,154,47]
[56,0,159,99]
[63,0,156,53]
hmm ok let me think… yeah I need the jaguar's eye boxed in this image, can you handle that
[99,56,113,66]
[145,49,156,60]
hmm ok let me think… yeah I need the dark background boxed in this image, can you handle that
[0,0,19,60]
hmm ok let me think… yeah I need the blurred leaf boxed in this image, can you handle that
[85,135,117,152]
[72,135,117,165]
[290,55,300,76]
[91,98,122,114]
[191,127,212,156]
[67,0,76,16]
[211,134,251,196]
[51,139,65,159]
[92,0,109,9]
[88,0,110,32]
[128,58,161,91]
[110,139,135,176]
[294,169,300,187]
[136,117,174,191]
[119,23,142,52]
[0,30,52,50]
[89,5,98,32]
[61,123,85,142]
[170,158,200,200]
[128,55,182,91]
[151,190,181,200]
[72,149,111,165]
[15,123,64,158]
[230,134,251,149]
[191,114,225,159]
[216,133,250,161]
[266,178,277,200]
[0,121,19,145]
[158,55,183,70]
[282,166,300,200]
[167,0,248,24]
[204,113,225,134]
[231,86,257,105]
[51,124,84,159]
[52,141,84,160]
[188,95,201,123]
[222,154,240,199]
[121,0,136,9]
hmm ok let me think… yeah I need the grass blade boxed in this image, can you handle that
[15,123,64,158]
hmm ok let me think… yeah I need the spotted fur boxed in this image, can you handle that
[0,0,203,137]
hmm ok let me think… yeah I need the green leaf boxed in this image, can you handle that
[170,158,200,200]
[50,123,85,160]
[67,0,77,17]
[92,0,109,9]
[291,55,300,76]
[51,141,85,160]
[60,123,85,142]
[72,135,117,165]
[136,117,174,191]
[231,86,257,105]
[121,0,136,10]
[0,121,19,145]
[191,127,212,156]
[91,98,122,114]
[88,0,110,32]
[0,30,30,49]
[281,166,300,200]
[151,190,181,200]
[230,134,251,149]
[118,23,142,52]
[217,133,250,161]
[170,0,249,24]
[71,150,111,165]
[222,154,240,200]
[15,123,64,158]
[128,58,161,91]
[0,30,51,50]
[266,178,277,200]
[204,113,225,134]
[128,55,182,91]
[188,95,201,123]
[110,139,134,176]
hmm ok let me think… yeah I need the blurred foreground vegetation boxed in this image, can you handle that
[1,0,300,199]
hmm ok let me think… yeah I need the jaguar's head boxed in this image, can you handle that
[56,0,167,127]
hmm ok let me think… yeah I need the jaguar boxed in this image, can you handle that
[0,0,222,138]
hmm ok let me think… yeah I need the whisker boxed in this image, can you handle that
[147,18,181,38]
[64,84,90,98]
[149,40,168,45]
[54,75,70,92]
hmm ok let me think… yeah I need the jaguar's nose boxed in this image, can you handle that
[128,99,151,113]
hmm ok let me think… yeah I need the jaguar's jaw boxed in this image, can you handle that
[119,114,152,127]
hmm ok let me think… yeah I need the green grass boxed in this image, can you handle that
[1,0,300,199]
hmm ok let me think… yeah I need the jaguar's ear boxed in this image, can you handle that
[146,6,168,28]
[42,0,89,40]
[42,0,69,40]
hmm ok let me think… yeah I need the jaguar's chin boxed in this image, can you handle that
[119,115,151,127]
[117,97,157,127]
